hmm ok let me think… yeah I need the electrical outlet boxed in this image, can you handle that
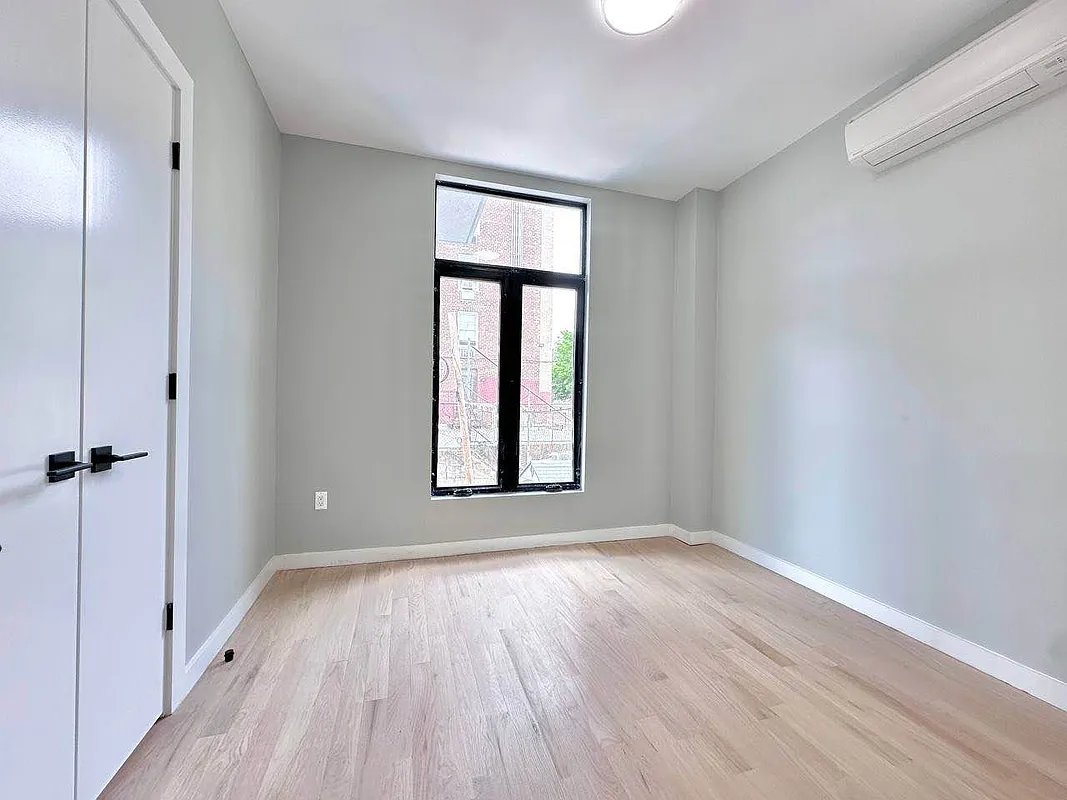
[314,490,328,510]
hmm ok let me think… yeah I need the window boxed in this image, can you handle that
[432,180,587,496]
[457,311,478,355]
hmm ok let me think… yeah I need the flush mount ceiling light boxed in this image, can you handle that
[601,0,683,35]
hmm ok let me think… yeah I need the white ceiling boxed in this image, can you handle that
[219,0,1005,200]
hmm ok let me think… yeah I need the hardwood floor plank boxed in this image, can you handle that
[104,538,1067,799]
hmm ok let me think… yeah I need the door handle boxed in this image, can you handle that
[47,451,93,483]
[90,446,149,473]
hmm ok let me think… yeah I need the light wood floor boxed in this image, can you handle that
[104,538,1067,799]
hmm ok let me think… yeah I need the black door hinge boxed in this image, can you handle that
[165,602,174,631]
[171,142,180,171]
[168,372,177,400]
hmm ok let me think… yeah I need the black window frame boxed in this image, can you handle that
[431,179,588,497]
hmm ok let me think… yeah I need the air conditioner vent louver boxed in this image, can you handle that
[846,0,1067,171]
[863,71,1038,166]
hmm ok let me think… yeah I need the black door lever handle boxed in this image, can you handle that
[90,446,149,473]
[47,451,93,483]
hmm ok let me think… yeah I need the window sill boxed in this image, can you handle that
[430,487,584,501]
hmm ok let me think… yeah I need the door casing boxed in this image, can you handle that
[100,0,194,717]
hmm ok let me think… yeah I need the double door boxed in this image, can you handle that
[1,0,179,796]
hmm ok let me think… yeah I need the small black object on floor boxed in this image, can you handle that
[223,648,235,663]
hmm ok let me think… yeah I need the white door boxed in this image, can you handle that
[0,1,87,797]
[76,0,175,795]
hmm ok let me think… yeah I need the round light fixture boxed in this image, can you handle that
[601,0,683,35]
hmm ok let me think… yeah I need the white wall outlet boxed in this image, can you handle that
[314,490,328,510]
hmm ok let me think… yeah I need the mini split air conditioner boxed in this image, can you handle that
[846,0,1067,170]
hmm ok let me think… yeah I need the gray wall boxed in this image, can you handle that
[141,0,281,654]
[141,0,1067,686]
[276,136,674,555]
[714,42,1067,677]
[670,189,719,533]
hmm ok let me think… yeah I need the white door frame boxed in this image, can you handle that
[103,0,193,715]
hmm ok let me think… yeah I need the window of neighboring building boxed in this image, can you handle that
[432,179,587,496]
[457,311,478,347]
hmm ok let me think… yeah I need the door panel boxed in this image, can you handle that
[78,0,174,795]
[0,1,87,797]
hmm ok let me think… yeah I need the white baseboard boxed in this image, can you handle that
[273,524,673,571]
[177,524,1067,715]
[670,524,706,546]
[679,527,1067,713]
[177,556,277,702]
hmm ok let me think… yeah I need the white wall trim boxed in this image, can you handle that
[669,525,703,546]
[676,527,1067,713]
[274,525,672,570]
[176,556,276,702]
[105,0,195,718]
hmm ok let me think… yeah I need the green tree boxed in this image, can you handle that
[552,330,575,400]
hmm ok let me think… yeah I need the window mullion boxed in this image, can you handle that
[499,274,523,491]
